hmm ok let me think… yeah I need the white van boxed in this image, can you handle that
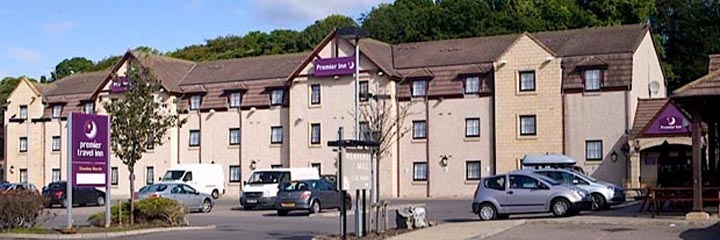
[161,164,225,199]
[240,168,320,209]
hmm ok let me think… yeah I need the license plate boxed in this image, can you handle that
[281,202,295,208]
[247,199,257,204]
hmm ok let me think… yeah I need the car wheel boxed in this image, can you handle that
[591,193,606,211]
[211,190,219,199]
[551,198,571,217]
[277,210,288,216]
[478,203,497,221]
[243,206,253,210]
[309,200,321,214]
[200,199,212,213]
[96,196,106,206]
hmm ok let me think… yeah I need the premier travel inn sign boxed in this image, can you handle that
[314,56,356,77]
[69,112,110,187]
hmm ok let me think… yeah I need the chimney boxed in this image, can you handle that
[710,54,720,73]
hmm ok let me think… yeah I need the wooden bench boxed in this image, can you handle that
[648,187,720,217]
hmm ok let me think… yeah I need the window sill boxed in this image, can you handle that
[463,137,481,142]
[585,160,602,165]
[411,181,427,185]
[582,91,602,97]
[517,135,537,140]
[269,144,283,148]
[411,139,427,144]
[308,104,321,109]
[308,144,322,149]
[516,91,537,96]
[188,146,200,150]
[50,151,61,154]
[464,180,480,185]
[228,182,242,186]
[228,145,240,149]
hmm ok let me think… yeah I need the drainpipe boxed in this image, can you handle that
[238,106,243,192]
[395,92,401,198]
[59,119,62,179]
[197,110,202,164]
[490,75,497,175]
[425,83,430,198]
[41,119,46,185]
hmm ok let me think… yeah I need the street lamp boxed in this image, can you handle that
[336,26,368,141]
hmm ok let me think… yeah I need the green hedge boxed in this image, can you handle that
[0,191,54,230]
[88,198,187,227]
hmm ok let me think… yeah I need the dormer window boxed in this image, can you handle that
[583,69,603,91]
[271,89,284,106]
[229,92,242,108]
[19,105,28,120]
[84,102,95,114]
[52,105,62,118]
[464,76,480,94]
[411,80,427,97]
[190,95,202,110]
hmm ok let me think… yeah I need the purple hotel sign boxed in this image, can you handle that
[644,102,691,135]
[314,56,356,77]
[110,76,129,93]
[69,112,110,187]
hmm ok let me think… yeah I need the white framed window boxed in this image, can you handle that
[359,81,369,102]
[411,80,427,97]
[190,95,202,110]
[84,102,95,114]
[146,167,154,185]
[584,69,602,91]
[229,165,241,182]
[271,89,284,106]
[519,71,536,92]
[52,105,62,118]
[19,169,28,183]
[229,92,242,108]
[52,168,61,182]
[466,161,481,180]
[310,84,321,105]
[19,105,28,120]
[189,130,200,146]
[19,137,28,152]
[586,140,603,161]
[310,123,321,145]
[359,121,370,141]
[519,115,536,136]
[412,120,426,139]
[229,128,240,145]
[465,76,480,94]
[52,136,61,151]
[465,118,480,137]
[271,126,283,144]
[111,167,118,185]
[413,162,427,181]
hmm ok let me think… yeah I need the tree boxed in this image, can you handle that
[0,76,36,104]
[103,60,184,225]
[52,57,94,81]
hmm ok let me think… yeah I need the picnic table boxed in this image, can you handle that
[633,187,720,217]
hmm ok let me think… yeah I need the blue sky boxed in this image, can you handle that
[0,0,391,80]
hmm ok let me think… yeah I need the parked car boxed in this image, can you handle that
[521,154,586,175]
[161,164,225,199]
[240,168,320,210]
[135,183,213,213]
[472,172,592,220]
[529,169,625,210]
[0,182,39,193]
[42,181,106,208]
[274,179,351,216]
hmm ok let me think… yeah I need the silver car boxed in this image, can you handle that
[530,169,625,210]
[135,183,214,213]
[472,172,592,221]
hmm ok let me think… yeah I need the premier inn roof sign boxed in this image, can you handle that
[313,56,356,77]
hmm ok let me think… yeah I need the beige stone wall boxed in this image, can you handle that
[5,80,44,185]
[631,31,667,123]
[493,35,564,174]
[564,92,628,185]
[397,97,492,198]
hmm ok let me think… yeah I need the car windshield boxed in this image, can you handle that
[162,171,185,181]
[247,171,289,184]
[279,181,312,191]
[578,173,598,182]
[536,175,561,186]
[48,182,65,189]
[139,184,168,193]
[0,183,10,190]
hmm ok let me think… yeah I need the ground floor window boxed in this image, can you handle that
[111,167,118,185]
[413,162,427,181]
[271,164,283,169]
[146,167,154,185]
[52,168,61,182]
[311,163,321,175]
[229,165,241,182]
[586,140,603,161]
[19,169,28,183]
[466,161,481,180]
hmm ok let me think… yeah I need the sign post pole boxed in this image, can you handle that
[105,116,111,228]
[66,114,73,230]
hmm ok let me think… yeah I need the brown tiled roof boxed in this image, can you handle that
[179,79,285,111]
[709,54,720,73]
[43,94,90,118]
[398,68,434,79]
[561,53,633,90]
[43,71,109,97]
[181,52,307,85]
[397,64,492,99]
[131,51,196,93]
[358,39,399,77]
[673,69,720,97]
[392,34,521,69]
[533,24,648,57]
[631,98,669,138]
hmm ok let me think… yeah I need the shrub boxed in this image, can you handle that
[0,191,55,230]
[88,198,187,227]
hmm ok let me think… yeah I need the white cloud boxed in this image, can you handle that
[7,47,44,63]
[44,21,75,36]
[249,0,388,26]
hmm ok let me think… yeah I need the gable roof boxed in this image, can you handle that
[180,52,307,85]
[43,71,110,97]
[533,24,648,57]
[673,69,720,97]
[709,54,720,73]
[130,51,196,93]
[631,98,670,138]
[392,34,521,69]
